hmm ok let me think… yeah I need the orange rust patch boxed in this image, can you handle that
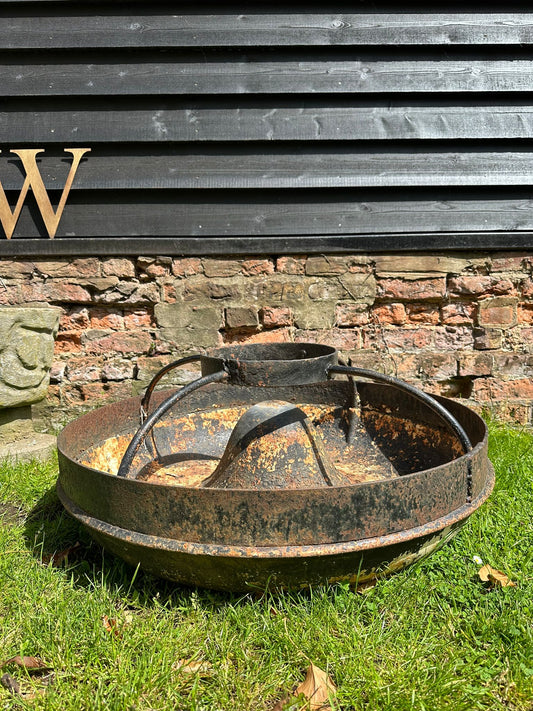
[80,434,132,475]
[77,402,401,486]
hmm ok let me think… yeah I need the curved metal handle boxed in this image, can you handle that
[117,368,228,478]
[140,355,202,425]
[327,365,472,454]
[140,355,202,461]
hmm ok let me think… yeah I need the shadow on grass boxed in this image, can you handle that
[23,485,278,610]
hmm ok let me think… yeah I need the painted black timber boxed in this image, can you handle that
[1,4,533,254]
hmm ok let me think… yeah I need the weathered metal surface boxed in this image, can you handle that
[57,343,494,591]
[202,400,352,490]
[201,343,338,387]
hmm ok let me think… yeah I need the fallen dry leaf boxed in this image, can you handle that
[173,659,213,676]
[295,663,337,710]
[102,615,122,637]
[479,565,517,588]
[42,542,81,567]
[0,656,52,673]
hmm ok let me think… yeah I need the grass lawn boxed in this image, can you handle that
[1,422,532,710]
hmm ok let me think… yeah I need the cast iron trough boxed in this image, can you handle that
[57,343,494,591]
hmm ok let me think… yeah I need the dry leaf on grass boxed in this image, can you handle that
[42,542,81,567]
[102,615,122,637]
[1,656,52,673]
[295,663,337,710]
[173,659,213,676]
[478,565,517,588]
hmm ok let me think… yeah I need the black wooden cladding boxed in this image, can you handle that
[2,3,533,255]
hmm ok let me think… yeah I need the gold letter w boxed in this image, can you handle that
[0,148,90,239]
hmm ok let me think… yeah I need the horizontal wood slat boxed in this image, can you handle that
[7,194,533,238]
[4,104,533,142]
[5,60,533,97]
[3,151,533,190]
[4,14,533,49]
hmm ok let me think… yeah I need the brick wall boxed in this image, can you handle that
[1,252,532,430]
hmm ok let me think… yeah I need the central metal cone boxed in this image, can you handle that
[202,400,351,489]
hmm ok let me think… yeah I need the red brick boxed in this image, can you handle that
[54,331,82,353]
[34,258,100,278]
[21,281,91,304]
[138,261,169,278]
[518,305,533,324]
[336,303,371,327]
[276,256,306,275]
[458,353,493,377]
[241,258,275,276]
[448,275,515,297]
[478,297,517,327]
[67,381,132,404]
[172,258,203,278]
[473,327,503,350]
[59,306,90,332]
[83,330,153,355]
[94,281,160,304]
[348,351,396,375]
[372,303,406,325]
[493,353,533,378]
[102,258,136,278]
[261,307,293,328]
[472,377,533,401]
[479,401,531,426]
[296,328,362,351]
[405,304,440,325]
[441,302,476,325]
[0,284,21,304]
[44,384,61,407]
[89,308,124,330]
[417,353,458,380]
[123,309,154,329]
[203,259,240,278]
[490,254,529,272]
[363,327,433,351]
[102,360,136,381]
[377,276,446,301]
[223,328,293,344]
[65,356,103,383]
[433,326,474,351]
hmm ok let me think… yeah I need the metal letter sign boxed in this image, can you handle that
[0,148,91,239]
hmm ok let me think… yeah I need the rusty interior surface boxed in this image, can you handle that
[78,392,462,489]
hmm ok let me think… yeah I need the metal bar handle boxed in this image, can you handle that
[327,365,472,454]
[140,355,202,461]
[140,355,202,425]
[117,369,228,478]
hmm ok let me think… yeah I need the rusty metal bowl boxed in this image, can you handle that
[57,344,493,592]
